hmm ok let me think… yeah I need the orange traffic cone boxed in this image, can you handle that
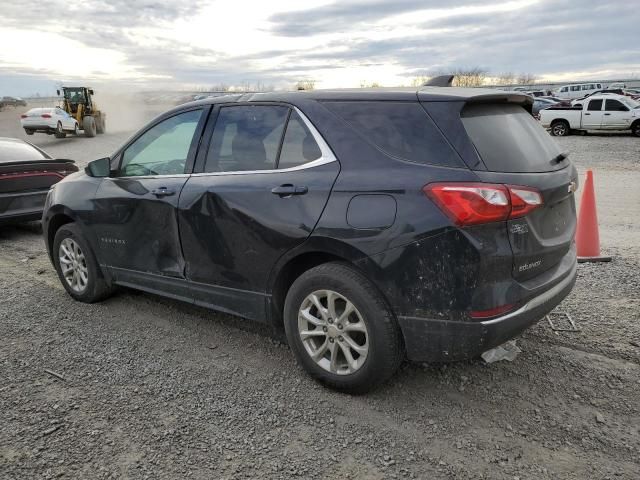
[575,170,611,263]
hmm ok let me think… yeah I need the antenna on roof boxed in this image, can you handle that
[423,75,454,87]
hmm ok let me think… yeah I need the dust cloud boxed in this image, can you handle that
[91,90,173,133]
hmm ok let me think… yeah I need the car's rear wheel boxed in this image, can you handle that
[53,223,114,303]
[284,262,403,394]
[550,120,570,136]
[54,121,66,138]
[24,129,34,135]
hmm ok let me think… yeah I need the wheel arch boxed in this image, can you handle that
[46,211,75,262]
[266,238,370,329]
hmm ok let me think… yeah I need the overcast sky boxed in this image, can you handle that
[1,0,638,96]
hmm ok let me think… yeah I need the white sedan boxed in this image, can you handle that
[20,107,79,138]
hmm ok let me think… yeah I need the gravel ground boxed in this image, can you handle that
[1,107,639,479]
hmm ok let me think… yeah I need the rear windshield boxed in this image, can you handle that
[461,103,565,173]
[323,101,463,168]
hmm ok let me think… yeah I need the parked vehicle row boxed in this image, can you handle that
[540,93,640,136]
[0,96,27,110]
[42,87,578,392]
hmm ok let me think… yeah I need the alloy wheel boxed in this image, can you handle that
[552,123,567,136]
[59,238,89,293]
[298,289,369,375]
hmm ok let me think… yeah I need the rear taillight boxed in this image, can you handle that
[509,186,543,218]
[41,114,51,118]
[423,182,543,226]
[20,114,28,118]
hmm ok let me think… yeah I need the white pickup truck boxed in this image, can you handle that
[540,94,640,136]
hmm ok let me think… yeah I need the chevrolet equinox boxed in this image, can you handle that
[43,87,578,393]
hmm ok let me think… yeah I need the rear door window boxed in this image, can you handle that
[204,105,288,172]
[323,101,463,167]
[278,111,322,168]
[460,103,564,173]
[587,99,603,111]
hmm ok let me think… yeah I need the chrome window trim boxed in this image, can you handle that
[108,106,337,180]
[192,106,337,177]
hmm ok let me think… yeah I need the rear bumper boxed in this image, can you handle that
[0,190,48,224]
[21,122,57,132]
[398,259,577,362]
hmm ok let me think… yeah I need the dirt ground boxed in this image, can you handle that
[0,105,639,479]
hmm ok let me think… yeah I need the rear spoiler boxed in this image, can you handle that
[0,159,78,174]
[423,75,455,87]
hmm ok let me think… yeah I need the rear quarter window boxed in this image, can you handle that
[322,101,463,168]
[461,103,564,173]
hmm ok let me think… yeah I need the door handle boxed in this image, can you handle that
[584,113,590,115]
[604,113,611,116]
[151,187,175,197]
[271,184,308,197]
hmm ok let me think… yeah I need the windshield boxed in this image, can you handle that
[64,88,85,102]
[620,97,640,109]
[461,103,566,173]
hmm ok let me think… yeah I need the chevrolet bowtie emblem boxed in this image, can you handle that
[568,181,577,193]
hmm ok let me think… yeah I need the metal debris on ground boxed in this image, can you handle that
[44,369,65,381]
[481,340,521,363]
[546,311,580,332]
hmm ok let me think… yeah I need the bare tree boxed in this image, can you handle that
[516,73,538,85]
[450,67,488,87]
[495,72,515,86]
[359,81,381,88]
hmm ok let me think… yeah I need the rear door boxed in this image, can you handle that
[428,101,578,280]
[583,98,603,128]
[178,103,339,319]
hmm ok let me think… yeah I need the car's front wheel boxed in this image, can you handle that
[24,128,34,135]
[632,121,640,137]
[54,121,66,138]
[53,223,114,303]
[284,262,403,393]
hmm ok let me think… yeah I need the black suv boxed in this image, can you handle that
[43,87,577,392]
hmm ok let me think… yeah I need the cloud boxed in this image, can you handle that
[267,0,483,36]
[0,0,638,95]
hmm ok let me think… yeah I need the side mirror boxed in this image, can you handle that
[57,89,60,96]
[85,157,111,177]
[89,89,94,95]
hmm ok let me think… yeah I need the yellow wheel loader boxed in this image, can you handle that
[56,87,106,138]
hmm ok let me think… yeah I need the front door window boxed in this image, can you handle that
[120,109,203,176]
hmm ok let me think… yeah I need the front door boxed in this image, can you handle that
[602,98,631,129]
[178,104,339,320]
[92,107,207,296]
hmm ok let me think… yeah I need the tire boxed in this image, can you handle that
[283,262,403,394]
[83,116,96,137]
[74,123,80,136]
[550,120,570,137]
[52,223,114,303]
[96,116,105,134]
[632,121,640,137]
[54,121,66,138]
[24,128,34,135]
